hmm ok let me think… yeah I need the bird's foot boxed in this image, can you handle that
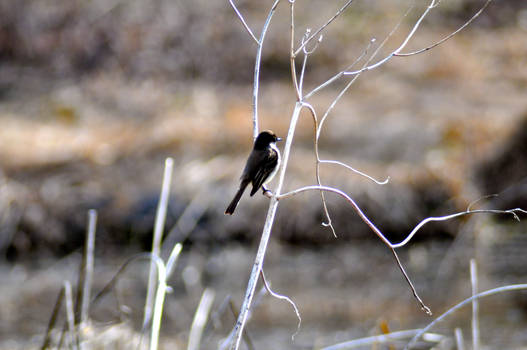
[262,186,273,198]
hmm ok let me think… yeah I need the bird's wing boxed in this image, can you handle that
[250,148,278,196]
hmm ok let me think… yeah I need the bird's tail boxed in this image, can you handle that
[225,181,249,215]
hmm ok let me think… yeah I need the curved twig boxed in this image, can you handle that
[260,270,302,340]
[405,284,527,349]
[319,159,390,185]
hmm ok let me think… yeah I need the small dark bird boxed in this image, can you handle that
[225,130,282,215]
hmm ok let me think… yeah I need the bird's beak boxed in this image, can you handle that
[276,137,283,142]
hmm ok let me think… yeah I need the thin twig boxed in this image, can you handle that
[467,194,498,211]
[252,0,281,139]
[405,284,527,349]
[343,0,439,76]
[319,160,390,185]
[391,248,431,315]
[228,0,259,44]
[260,270,302,339]
[289,0,301,100]
[304,37,376,99]
[278,185,526,249]
[301,102,337,237]
[395,0,493,56]
[294,0,355,57]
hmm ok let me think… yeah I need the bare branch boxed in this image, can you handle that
[405,284,527,350]
[298,29,323,95]
[304,37,375,100]
[395,0,493,57]
[466,194,498,211]
[343,0,439,76]
[260,270,301,339]
[229,102,304,350]
[277,185,527,249]
[301,102,337,237]
[319,160,390,185]
[289,1,301,100]
[252,0,281,139]
[392,208,526,249]
[294,0,355,57]
[228,0,259,44]
[391,248,432,315]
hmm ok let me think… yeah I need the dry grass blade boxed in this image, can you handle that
[321,329,445,350]
[64,281,78,350]
[470,259,479,350]
[41,286,65,350]
[405,284,527,349]
[143,158,174,330]
[455,328,465,350]
[187,288,216,350]
[76,209,97,325]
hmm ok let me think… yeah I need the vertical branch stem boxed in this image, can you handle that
[289,1,301,100]
[252,0,280,139]
[230,102,303,350]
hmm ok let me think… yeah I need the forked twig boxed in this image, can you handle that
[251,0,281,139]
[395,0,493,56]
[294,0,355,57]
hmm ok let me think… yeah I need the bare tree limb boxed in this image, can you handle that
[252,0,281,139]
[289,0,301,100]
[391,247,432,315]
[228,0,259,44]
[294,0,355,57]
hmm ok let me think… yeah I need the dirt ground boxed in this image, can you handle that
[1,0,527,349]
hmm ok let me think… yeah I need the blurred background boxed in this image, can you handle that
[1,0,527,348]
